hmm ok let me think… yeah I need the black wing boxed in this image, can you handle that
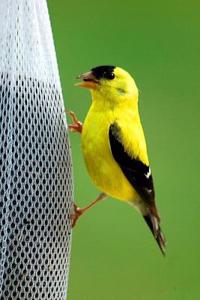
[109,123,166,255]
[109,122,155,204]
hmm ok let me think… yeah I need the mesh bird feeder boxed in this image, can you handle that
[0,1,73,299]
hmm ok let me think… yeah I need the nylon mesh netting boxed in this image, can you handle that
[0,0,73,299]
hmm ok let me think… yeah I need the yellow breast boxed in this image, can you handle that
[81,105,140,202]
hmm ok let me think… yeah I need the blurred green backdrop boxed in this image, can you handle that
[47,1,200,299]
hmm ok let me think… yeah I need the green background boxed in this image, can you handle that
[47,1,200,299]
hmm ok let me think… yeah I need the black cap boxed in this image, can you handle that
[91,65,115,80]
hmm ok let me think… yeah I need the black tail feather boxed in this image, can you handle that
[143,214,166,256]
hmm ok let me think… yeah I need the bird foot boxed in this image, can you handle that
[71,193,107,228]
[66,110,83,133]
[71,203,84,228]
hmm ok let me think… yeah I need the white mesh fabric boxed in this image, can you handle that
[0,1,73,299]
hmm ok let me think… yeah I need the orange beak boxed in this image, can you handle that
[76,71,99,89]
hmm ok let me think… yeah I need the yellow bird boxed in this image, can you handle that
[68,65,166,255]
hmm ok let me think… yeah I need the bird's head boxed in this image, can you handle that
[76,65,138,105]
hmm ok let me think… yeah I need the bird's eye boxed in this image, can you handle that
[103,72,115,80]
[108,72,115,80]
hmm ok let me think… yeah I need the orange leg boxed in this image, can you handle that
[66,110,83,133]
[71,193,107,228]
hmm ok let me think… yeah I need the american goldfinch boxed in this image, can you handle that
[68,65,166,255]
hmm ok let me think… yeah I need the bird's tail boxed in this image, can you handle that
[143,209,166,256]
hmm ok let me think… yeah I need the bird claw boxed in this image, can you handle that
[66,110,83,133]
[70,193,107,228]
[71,203,83,228]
